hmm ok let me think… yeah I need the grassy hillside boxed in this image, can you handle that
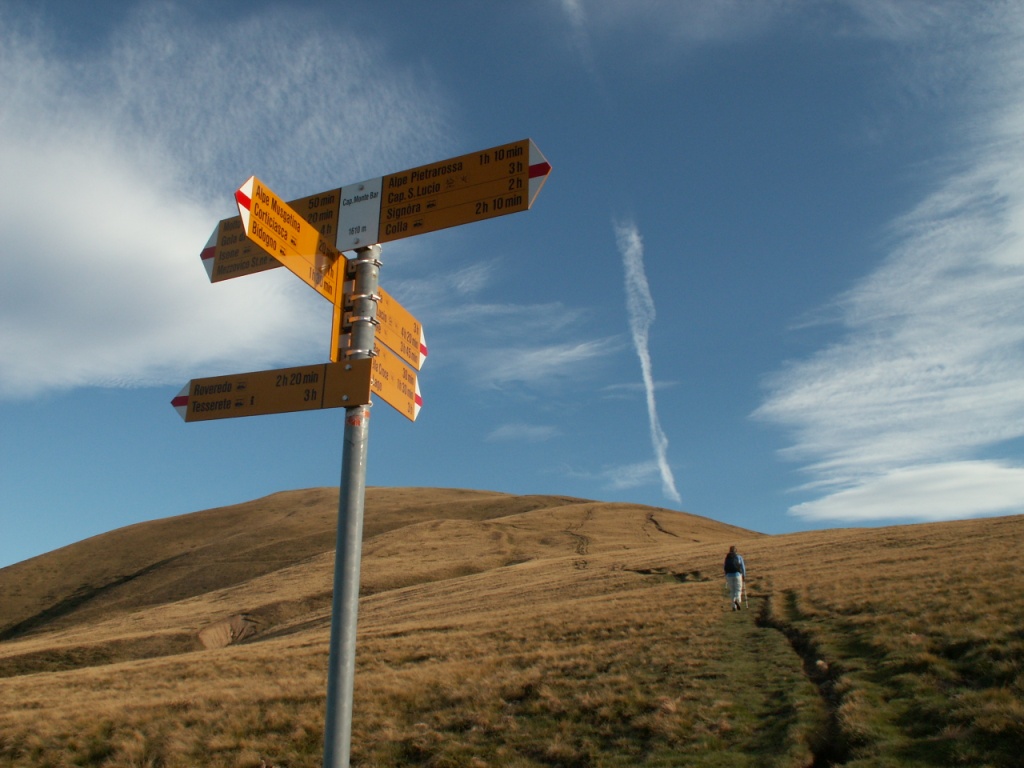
[0,488,1021,767]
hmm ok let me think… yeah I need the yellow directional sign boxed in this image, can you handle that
[201,188,341,282]
[370,341,422,421]
[172,359,373,422]
[336,138,551,250]
[375,288,428,370]
[236,177,345,302]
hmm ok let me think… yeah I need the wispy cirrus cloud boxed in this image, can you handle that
[466,339,616,389]
[0,5,447,398]
[556,0,790,48]
[556,459,667,496]
[755,4,1024,524]
[395,260,619,391]
[558,0,979,42]
[615,220,682,506]
[559,0,593,65]
[486,423,560,443]
[604,460,667,493]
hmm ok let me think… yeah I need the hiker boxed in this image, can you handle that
[724,545,746,610]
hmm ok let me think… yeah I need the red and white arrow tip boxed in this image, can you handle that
[412,377,423,421]
[527,140,552,208]
[199,226,218,281]
[171,385,189,421]
[235,176,254,231]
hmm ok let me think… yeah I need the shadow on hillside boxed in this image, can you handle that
[0,556,183,643]
[0,633,198,678]
[624,567,711,583]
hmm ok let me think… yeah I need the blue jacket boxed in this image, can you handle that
[724,552,745,576]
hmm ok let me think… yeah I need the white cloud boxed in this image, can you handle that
[486,423,560,443]
[466,339,615,389]
[439,301,590,335]
[559,459,665,494]
[0,6,448,398]
[603,460,664,492]
[559,0,791,45]
[577,2,954,52]
[791,462,1024,523]
[559,0,589,47]
[837,0,998,45]
[601,380,678,399]
[397,261,619,390]
[755,5,1024,524]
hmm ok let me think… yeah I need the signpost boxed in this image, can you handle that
[197,138,551,278]
[177,139,549,768]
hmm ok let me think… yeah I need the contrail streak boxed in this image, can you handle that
[615,220,682,504]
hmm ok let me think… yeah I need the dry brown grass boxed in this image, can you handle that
[0,488,1021,766]
[743,517,1024,766]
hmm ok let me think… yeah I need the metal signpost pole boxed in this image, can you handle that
[323,244,381,768]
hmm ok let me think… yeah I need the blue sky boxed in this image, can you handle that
[3,1,1024,568]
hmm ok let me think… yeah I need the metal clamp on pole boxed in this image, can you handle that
[346,254,383,269]
[346,292,381,304]
[345,315,379,328]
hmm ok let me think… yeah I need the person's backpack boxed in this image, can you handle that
[725,552,741,573]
